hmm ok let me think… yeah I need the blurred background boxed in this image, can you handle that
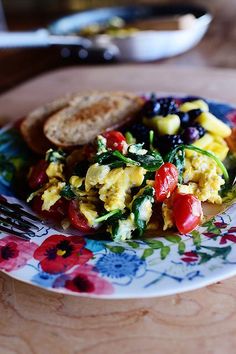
[0,0,235,92]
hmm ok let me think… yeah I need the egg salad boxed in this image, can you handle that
[27,95,235,240]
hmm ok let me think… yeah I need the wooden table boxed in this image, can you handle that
[0,64,236,354]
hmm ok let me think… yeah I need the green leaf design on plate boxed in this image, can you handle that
[165,235,181,243]
[198,252,212,264]
[145,239,163,249]
[141,248,154,260]
[178,241,186,254]
[202,245,232,260]
[191,230,202,246]
[127,241,139,249]
[161,246,171,260]
[202,218,221,235]
[106,245,125,254]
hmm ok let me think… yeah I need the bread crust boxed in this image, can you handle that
[43,91,144,147]
[20,94,74,154]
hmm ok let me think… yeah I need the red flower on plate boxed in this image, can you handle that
[53,264,114,295]
[228,227,236,233]
[33,234,93,274]
[227,110,236,124]
[181,251,199,263]
[220,234,236,245]
[0,236,37,272]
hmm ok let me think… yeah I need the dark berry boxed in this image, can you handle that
[192,123,206,138]
[129,123,150,147]
[182,96,202,102]
[188,109,202,122]
[182,127,199,144]
[178,111,190,127]
[157,97,178,116]
[157,134,183,155]
[142,100,161,118]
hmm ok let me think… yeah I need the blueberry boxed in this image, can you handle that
[129,123,150,147]
[192,123,206,138]
[157,134,183,155]
[157,97,178,116]
[188,109,202,122]
[143,100,161,118]
[183,127,199,144]
[178,111,190,127]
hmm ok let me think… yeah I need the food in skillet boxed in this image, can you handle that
[23,92,235,241]
[79,14,197,37]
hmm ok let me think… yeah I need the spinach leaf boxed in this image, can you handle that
[112,150,140,166]
[149,130,154,150]
[96,151,129,168]
[95,209,122,223]
[166,148,185,183]
[96,146,163,172]
[140,171,155,187]
[129,150,163,172]
[60,184,75,200]
[45,149,66,163]
[125,131,136,144]
[73,160,90,177]
[132,186,154,237]
[97,135,107,154]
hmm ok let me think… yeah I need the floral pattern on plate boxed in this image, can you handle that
[0,97,235,298]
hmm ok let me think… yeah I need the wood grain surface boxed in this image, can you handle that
[0,64,236,354]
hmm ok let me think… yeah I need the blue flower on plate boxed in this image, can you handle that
[31,272,58,288]
[207,101,234,124]
[95,252,145,279]
[85,238,105,253]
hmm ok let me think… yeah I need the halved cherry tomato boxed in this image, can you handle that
[154,163,178,202]
[102,130,126,152]
[31,196,67,220]
[68,200,93,233]
[173,193,202,234]
[28,160,49,190]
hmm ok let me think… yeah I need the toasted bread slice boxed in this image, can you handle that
[20,94,74,154]
[44,91,144,147]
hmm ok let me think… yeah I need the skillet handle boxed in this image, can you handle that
[0,29,51,48]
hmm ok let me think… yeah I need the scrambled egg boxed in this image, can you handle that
[69,175,84,189]
[110,213,136,242]
[85,163,110,191]
[39,161,66,211]
[41,180,65,211]
[179,154,225,204]
[162,201,174,230]
[85,164,146,211]
[46,162,64,180]
[79,202,98,227]
[138,198,153,223]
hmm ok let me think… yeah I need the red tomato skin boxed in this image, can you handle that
[68,200,93,233]
[102,130,126,152]
[173,193,202,234]
[154,163,178,202]
[31,196,67,221]
[28,160,49,190]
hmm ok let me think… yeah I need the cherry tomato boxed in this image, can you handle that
[28,160,49,190]
[68,200,93,233]
[154,163,178,202]
[173,193,202,234]
[31,196,67,221]
[102,130,126,152]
